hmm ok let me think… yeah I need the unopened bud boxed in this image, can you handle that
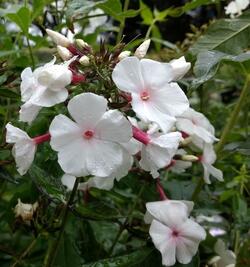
[46,29,71,47]
[134,39,151,59]
[180,136,192,146]
[118,51,131,61]
[75,39,90,49]
[57,45,73,61]
[79,55,90,66]
[14,198,38,221]
[181,155,199,162]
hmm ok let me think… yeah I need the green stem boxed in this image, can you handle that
[108,184,145,256]
[145,20,156,40]
[216,75,250,154]
[44,178,80,267]
[191,75,250,201]
[116,0,130,44]
[26,36,35,69]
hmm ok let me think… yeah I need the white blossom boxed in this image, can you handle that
[176,108,218,144]
[6,123,36,175]
[57,45,73,61]
[83,9,107,35]
[46,29,71,47]
[14,198,38,221]
[146,200,206,266]
[49,93,132,177]
[225,0,249,18]
[112,56,189,132]
[200,144,223,184]
[209,239,236,267]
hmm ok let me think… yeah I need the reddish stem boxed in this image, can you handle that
[132,126,150,145]
[71,73,86,84]
[32,133,51,145]
[156,178,168,200]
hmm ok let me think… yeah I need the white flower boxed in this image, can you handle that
[169,56,191,80]
[84,9,107,35]
[14,198,38,221]
[112,56,189,132]
[168,149,192,174]
[19,58,73,123]
[134,39,151,59]
[176,108,218,144]
[200,144,223,184]
[139,131,182,178]
[225,0,249,18]
[49,93,132,177]
[6,123,36,175]
[146,200,206,266]
[46,29,71,47]
[209,239,236,267]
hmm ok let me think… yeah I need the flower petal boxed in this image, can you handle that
[19,102,42,124]
[67,92,107,127]
[112,56,144,93]
[95,110,132,143]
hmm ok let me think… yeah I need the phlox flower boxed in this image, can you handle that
[112,56,189,132]
[200,144,223,184]
[225,0,249,18]
[169,56,191,80]
[20,57,73,123]
[6,123,37,175]
[145,200,206,266]
[176,108,218,144]
[209,239,236,267]
[49,93,132,177]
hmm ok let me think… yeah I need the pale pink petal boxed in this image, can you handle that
[149,220,176,266]
[61,174,76,191]
[95,110,132,143]
[19,102,42,124]
[67,92,107,128]
[112,56,144,93]
[205,164,223,182]
[176,118,195,135]
[179,218,207,241]
[176,238,198,264]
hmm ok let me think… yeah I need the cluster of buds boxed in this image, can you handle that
[6,29,224,266]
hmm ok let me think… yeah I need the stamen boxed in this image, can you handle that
[83,130,94,139]
[140,91,150,101]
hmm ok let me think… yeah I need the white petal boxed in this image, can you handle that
[86,139,124,177]
[85,176,115,190]
[20,67,37,102]
[180,218,207,241]
[170,160,192,174]
[149,220,177,266]
[49,114,82,151]
[176,118,195,135]
[140,58,174,88]
[146,200,189,228]
[19,102,42,124]
[95,110,132,143]
[6,123,31,143]
[29,86,68,107]
[169,56,191,80]
[150,82,189,117]
[113,148,133,180]
[61,174,76,191]
[176,238,198,264]
[67,93,107,127]
[202,144,217,164]
[120,138,142,155]
[112,56,144,94]
[205,164,224,182]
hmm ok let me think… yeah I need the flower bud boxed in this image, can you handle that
[14,198,38,221]
[181,155,199,162]
[75,39,90,49]
[79,55,90,66]
[134,39,151,59]
[57,45,73,61]
[46,29,71,47]
[118,51,131,61]
[180,136,192,146]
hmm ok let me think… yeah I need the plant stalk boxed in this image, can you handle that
[44,178,80,267]
[116,0,130,44]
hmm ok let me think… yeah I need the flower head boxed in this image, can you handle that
[6,123,37,175]
[225,0,249,18]
[134,39,151,59]
[146,200,206,266]
[49,93,132,177]
[112,56,189,132]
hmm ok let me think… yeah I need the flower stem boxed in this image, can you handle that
[216,75,250,154]
[156,178,168,200]
[33,133,51,145]
[26,37,35,69]
[116,0,130,44]
[44,178,80,267]
[132,126,150,145]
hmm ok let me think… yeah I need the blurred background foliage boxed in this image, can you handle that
[0,0,249,266]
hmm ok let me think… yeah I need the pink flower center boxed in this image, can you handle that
[140,91,150,101]
[83,130,94,139]
[171,229,180,238]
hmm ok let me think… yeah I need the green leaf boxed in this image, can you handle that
[82,247,154,267]
[7,6,31,35]
[139,0,153,25]
[0,88,20,99]
[190,12,250,55]
[0,50,19,58]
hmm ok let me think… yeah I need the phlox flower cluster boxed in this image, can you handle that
[6,29,224,266]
